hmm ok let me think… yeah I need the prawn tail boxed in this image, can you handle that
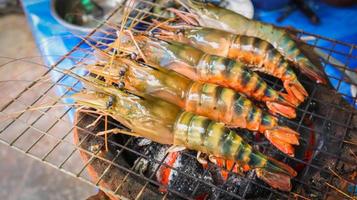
[264,126,300,157]
[255,168,292,191]
[279,91,300,107]
[264,156,297,178]
[283,79,308,104]
[266,100,296,119]
[297,58,328,84]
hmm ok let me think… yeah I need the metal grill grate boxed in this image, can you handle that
[1,0,356,199]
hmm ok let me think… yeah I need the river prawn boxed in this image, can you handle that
[71,77,297,191]
[86,58,300,156]
[104,33,299,118]
[154,25,308,104]
[168,0,327,84]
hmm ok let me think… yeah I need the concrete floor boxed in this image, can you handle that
[0,14,97,200]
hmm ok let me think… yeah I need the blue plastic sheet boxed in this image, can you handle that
[22,0,87,122]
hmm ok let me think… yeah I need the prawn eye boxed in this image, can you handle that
[119,68,126,76]
[118,81,125,89]
[131,53,138,60]
[106,96,115,108]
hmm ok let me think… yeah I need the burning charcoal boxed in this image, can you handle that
[137,138,152,146]
[122,138,213,199]
[133,157,149,175]
[157,151,213,199]
[128,139,169,177]
[208,165,269,199]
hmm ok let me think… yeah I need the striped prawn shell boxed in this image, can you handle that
[177,0,326,83]
[185,82,277,131]
[196,54,283,103]
[183,0,305,65]
[235,20,326,83]
[136,39,293,107]
[228,35,297,81]
[246,23,314,70]
[121,61,278,132]
[173,111,268,168]
[180,28,296,82]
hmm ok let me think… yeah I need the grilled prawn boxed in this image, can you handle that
[108,34,298,118]
[72,79,297,191]
[169,0,327,84]
[155,26,308,103]
[87,59,299,156]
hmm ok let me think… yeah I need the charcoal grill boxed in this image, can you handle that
[0,0,356,199]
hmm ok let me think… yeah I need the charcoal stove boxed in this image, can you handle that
[0,0,356,199]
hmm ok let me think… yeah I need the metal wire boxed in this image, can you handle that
[0,0,356,199]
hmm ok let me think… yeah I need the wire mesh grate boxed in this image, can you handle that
[0,0,356,199]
